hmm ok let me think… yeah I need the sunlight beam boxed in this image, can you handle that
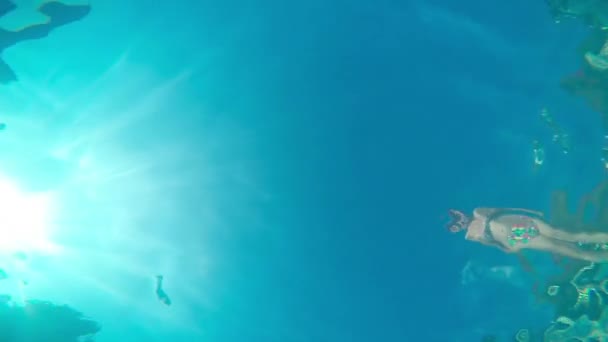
[0,176,57,253]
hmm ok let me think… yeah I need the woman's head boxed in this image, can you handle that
[446,208,490,243]
[446,209,470,233]
[447,208,506,248]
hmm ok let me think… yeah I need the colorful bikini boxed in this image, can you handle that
[507,222,540,246]
[484,208,543,247]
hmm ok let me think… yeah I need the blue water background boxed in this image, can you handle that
[0,0,604,341]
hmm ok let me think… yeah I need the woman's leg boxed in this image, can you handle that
[527,236,608,263]
[536,219,608,243]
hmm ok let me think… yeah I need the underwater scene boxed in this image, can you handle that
[431,0,608,341]
[10,0,608,341]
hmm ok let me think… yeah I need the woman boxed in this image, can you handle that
[448,208,608,263]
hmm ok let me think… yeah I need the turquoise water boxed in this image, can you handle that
[0,0,408,340]
[411,1,608,341]
[0,1,264,340]
[3,0,607,341]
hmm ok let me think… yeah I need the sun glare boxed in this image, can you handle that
[0,177,56,253]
